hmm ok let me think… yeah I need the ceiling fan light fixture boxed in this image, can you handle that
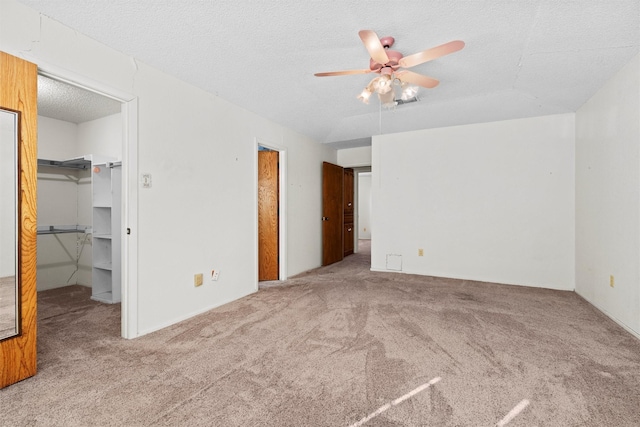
[378,89,397,108]
[357,87,373,104]
[400,83,419,100]
[358,74,414,105]
[376,75,392,94]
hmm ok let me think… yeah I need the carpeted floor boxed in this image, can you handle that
[2,240,640,426]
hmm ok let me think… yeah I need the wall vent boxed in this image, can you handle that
[386,254,402,271]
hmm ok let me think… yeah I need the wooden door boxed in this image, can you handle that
[322,162,344,266]
[343,168,354,256]
[258,151,279,281]
[0,52,38,388]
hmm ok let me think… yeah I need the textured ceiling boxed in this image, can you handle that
[38,75,121,124]
[17,0,640,148]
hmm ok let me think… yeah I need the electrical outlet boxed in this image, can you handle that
[194,273,203,287]
[418,248,424,257]
[211,270,220,281]
[610,275,615,288]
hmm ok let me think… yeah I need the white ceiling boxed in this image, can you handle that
[38,75,121,124]
[18,0,640,149]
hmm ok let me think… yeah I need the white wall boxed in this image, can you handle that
[358,173,371,239]
[1,0,335,336]
[282,130,336,275]
[338,146,372,167]
[38,116,78,159]
[36,117,82,290]
[133,62,335,334]
[77,113,122,159]
[575,54,640,337]
[372,114,576,290]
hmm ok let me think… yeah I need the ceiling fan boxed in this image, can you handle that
[314,30,465,107]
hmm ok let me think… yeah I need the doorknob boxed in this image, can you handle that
[322,217,329,221]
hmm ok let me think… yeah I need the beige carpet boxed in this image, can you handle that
[2,240,640,426]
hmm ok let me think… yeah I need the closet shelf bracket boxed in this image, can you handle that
[37,225,91,235]
[37,157,91,170]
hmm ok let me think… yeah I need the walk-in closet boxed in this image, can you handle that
[37,75,123,304]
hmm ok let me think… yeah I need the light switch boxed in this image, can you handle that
[142,173,152,188]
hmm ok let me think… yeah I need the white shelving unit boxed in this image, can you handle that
[91,161,121,304]
[37,155,121,302]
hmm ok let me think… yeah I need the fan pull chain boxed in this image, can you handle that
[379,100,382,135]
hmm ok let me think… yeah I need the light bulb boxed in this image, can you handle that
[378,90,396,108]
[401,84,418,100]
[376,75,392,94]
[357,88,372,104]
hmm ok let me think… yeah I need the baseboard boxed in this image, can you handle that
[575,290,640,340]
[369,267,573,291]
[136,288,258,338]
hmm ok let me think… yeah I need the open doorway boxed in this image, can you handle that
[357,170,372,254]
[322,163,371,265]
[35,72,136,338]
[351,167,371,260]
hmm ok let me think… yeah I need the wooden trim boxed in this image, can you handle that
[0,51,38,388]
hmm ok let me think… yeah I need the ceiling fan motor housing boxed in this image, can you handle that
[369,49,403,72]
[379,36,395,48]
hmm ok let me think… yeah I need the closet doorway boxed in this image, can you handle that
[36,71,137,338]
[257,143,286,283]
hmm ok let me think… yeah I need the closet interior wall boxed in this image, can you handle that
[36,114,122,292]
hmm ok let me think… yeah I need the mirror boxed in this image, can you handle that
[0,107,19,340]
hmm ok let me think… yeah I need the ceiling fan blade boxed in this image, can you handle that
[398,40,465,69]
[359,30,390,65]
[396,70,439,89]
[314,69,372,77]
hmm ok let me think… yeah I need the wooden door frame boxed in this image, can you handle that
[37,63,139,339]
[254,139,287,286]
